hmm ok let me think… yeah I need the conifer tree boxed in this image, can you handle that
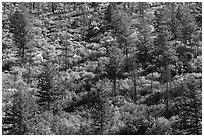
[3,90,26,135]
[2,73,35,135]
[176,74,202,134]
[36,61,64,113]
[90,81,112,135]
[9,9,29,63]
[152,7,178,115]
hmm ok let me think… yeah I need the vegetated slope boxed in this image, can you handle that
[2,2,202,135]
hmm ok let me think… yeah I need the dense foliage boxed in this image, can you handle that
[2,2,202,135]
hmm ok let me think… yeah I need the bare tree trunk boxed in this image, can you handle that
[113,77,116,96]
[150,72,153,93]
[133,72,137,102]
[113,58,117,96]
[22,45,25,63]
[65,43,68,70]
[125,39,129,71]
[165,64,171,113]
[51,2,55,13]
[100,116,104,135]
[133,55,138,103]
[32,2,35,11]
[28,52,32,84]
[166,82,169,112]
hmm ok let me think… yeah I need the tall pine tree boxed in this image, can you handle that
[9,8,30,63]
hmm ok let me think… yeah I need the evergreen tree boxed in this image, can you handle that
[90,80,112,134]
[3,89,26,134]
[152,6,178,116]
[9,9,30,63]
[176,74,202,134]
[2,73,35,135]
[36,61,62,113]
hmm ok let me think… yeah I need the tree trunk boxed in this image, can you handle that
[166,81,169,112]
[73,3,76,11]
[113,78,116,96]
[65,45,68,70]
[22,45,25,63]
[51,2,55,13]
[113,58,117,96]
[150,72,153,93]
[28,52,32,84]
[165,64,171,113]
[133,54,138,103]
[32,2,35,11]
[100,116,104,135]
[125,39,129,71]
[133,72,137,102]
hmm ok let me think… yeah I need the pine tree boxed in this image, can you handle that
[3,90,26,135]
[2,74,33,135]
[105,2,129,35]
[36,61,62,113]
[177,74,202,134]
[152,6,178,116]
[90,81,111,135]
[9,9,29,63]
[176,4,198,46]
[104,3,131,95]
[174,3,200,73]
